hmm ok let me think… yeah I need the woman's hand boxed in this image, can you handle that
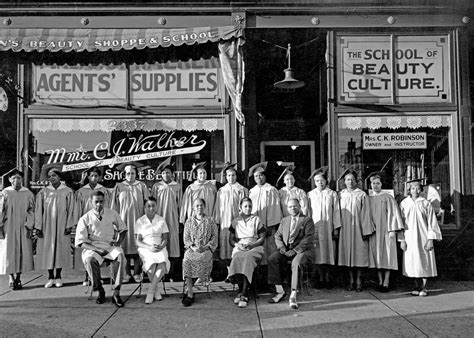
[424,239,434,251]
[149,244,160,253]
[400,240,407,251]
[388,232,396,239]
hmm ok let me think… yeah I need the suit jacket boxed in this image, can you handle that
[274,214,315,254]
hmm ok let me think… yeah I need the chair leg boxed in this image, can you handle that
[162,279,167,296]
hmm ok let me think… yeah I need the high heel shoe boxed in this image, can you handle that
[112,295,124,307]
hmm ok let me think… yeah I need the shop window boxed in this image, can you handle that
[28,117,225,191]
[337,114,453,225]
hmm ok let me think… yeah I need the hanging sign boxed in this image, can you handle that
[44,131,207,172]
[362,132,427,149]
[338,35,451,104]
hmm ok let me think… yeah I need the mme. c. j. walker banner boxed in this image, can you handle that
[338,35,452,104]
[45,131,207,172]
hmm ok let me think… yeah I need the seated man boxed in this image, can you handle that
[75,190,127,307]
[268,198,315,309]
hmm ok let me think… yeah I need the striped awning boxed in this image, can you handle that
[0,25,243,52]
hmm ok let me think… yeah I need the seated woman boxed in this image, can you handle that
[227,197,265,308]
[135,197,170,304]
[182,198,218,307]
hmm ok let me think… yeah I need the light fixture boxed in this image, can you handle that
[274,43,305,90]
[290,145,299,151]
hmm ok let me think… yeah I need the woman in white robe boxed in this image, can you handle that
[367,174,405,292]
[214,163,248,260]
[0,170,35,290]
[336,171,374,292]
[35,166,76,288]
[400,180,442,297]
[307,170,339,288]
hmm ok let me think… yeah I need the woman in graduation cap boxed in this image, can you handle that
[400,178,442,297]
[336,169,374,292]
[34,163,76,288]
[0,169,35,290]
[180,162,217,226]
[110,162,150,283]
[307,169,339,288]
[248,162,282,264]
[74,166,111,285]
[151,157,182,276]
[214,162,248,260]
[367,172,405,292]
[277,166,308,217]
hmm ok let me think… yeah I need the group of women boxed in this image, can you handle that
[0,157,442,308]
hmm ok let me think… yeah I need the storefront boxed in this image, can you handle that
[0,24,245,191]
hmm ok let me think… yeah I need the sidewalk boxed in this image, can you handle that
[0,269,473,337]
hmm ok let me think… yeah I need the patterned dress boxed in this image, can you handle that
[182,215,218,283]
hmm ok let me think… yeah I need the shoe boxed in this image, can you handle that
[12,280,22,290]
[122,274,131,283]
[55,279,63,288]
[112,295,124,307]
[44,279,54,288]
[133,274,143,283]
[145,292,154,304]
[238,296,248,308]
[380,286,389,293]
[346,283,354,291]
[234,293,242,304]
[411,289,420,296]
[96,288,106,304]
[8,281,13,289]
[83,278,90,287]
[289,297,298,310]
[418,289,428,297]
[154,290,162,301]
[355,284,363,292]
[182,295,193,307]
[269,291,285,304]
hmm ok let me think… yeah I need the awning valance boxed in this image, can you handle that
[0,25,243,53]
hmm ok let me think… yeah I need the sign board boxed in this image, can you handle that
[130,59,223,107]
[33,58,224,107]
[362,132,427,149]
[338,35,451,104]
[33,64,127,106]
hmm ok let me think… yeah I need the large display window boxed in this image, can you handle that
[27,116,226,191]
[337,114,454,225]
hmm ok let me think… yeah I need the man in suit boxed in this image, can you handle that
[267,198,315,309]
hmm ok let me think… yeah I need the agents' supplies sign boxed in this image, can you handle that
[363,132,427,150]
[338,35,451,104]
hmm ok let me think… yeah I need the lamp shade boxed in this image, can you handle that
[274,68,305,89]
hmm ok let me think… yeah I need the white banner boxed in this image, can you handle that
[363,132,427,149]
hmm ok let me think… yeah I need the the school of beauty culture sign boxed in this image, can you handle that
[33,59,222,107]
[362,132,427,150]
[338,35,451,104]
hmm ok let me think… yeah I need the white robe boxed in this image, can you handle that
[400,196,442,278]
[0,187,35,274]
[180,181,217,224]
[151,180,182,258]
[336,188,374,268]
[368,192,405,270]
[214,182,248,259]
[307,187,339,265]
[249,183,281,264]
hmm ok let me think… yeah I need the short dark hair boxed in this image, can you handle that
[193,198,206,207]
[91,190,105,198]
[240,197,252,207]
[146,196,157,204]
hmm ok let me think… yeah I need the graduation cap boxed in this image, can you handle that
[220,162,237,184]
[404,177,427,195]
[364,157,392,190]
[188,161,207,182]
[308,165,329,181]
[1,168,23,189]
[40,163,64,181]
[248,161,268,178]
[115,161,147,172]
[336,165,356,191]
[276,165,295,187]
[155,157,174,173]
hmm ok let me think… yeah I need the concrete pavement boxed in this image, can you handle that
[0,269,473,337]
